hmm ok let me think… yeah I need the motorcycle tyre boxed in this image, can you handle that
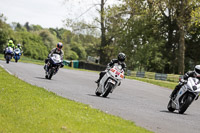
[167,99,175,112]
[95,87,101,96]
[179,94,193,114]
[6,57,9,64]
[102,83,114,97]
[48,68,54,80]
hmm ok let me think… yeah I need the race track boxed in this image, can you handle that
[1,60,200,133]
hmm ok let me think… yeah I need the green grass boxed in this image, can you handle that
[0,66,152,133]
[127,76,177,90]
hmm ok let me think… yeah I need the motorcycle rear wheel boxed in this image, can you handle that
[167,99,175,112]
[95,90,101,96]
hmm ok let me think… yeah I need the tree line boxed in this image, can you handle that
[0,14,100,61]
[1,0,200,75]
[74,0,200,74]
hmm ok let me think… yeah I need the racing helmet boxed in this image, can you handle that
[57,42,63,50]
[9,40,13,44]
[17,44,21,47]
[118,52,126,62]
[194,65,200,77]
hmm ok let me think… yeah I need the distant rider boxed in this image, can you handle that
[44,42,64,70]
[170,65,200,99]
[7,40,15,49]
[4,40,15,58]
[15,44,23,51]
[95,52,126,84]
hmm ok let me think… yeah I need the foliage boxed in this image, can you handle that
[17,31,48,60]
[0,14,15,53]
[38,29,57,51]
[70,42,87,60]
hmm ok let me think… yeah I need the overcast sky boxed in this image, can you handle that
[0,0,117,28]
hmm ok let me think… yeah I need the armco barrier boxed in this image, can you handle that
[155,73,167,81]
[127,70,181,82]
[136,71,145,78]
[127,70,131,76]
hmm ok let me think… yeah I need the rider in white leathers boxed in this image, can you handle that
[95,53,126,84]
[170,65,200,99]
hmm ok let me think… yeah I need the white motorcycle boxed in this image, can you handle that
[45,54,62,80]
[5,47,14,64]
[95,64,125,97]
[167,77,200,114]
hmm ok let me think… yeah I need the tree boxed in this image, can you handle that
[70,42,86,60]
[0,14,14,53]
[153,0,200,74]
[39,29,57,51]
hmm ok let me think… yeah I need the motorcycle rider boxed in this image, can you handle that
[4,40,15,58]
[44,42,64,70]
[15,44,23,51]
[170,65,200,99]
[95,52,126,84]
[7,40,15,48]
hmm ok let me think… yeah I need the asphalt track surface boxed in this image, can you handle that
[1,60,200,133]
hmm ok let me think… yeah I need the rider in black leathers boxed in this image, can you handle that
[44,42,64,70]
[95,53,126,84]
[170,65,200,99]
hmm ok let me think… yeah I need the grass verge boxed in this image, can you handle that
[0,66,152,133]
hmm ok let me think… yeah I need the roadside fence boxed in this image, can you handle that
[127,70,182,83]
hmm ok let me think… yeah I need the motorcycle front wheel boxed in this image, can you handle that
[45,68,54,80]
[102,82,114,97]
[179,94,193,114]
[6,56,10,64]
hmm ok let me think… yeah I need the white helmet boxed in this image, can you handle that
[194,65,200,77]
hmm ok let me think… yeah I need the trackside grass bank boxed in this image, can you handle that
[0,67,152,133]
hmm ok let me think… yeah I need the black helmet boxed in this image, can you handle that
[118,52,126,62]
[194,65,200,77]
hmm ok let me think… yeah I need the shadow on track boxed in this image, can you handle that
[160,110,188,115]
[87,94,111,99]
[35,77,47,80]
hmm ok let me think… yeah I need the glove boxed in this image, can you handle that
[180,79,187,84]
[106,67,111,71]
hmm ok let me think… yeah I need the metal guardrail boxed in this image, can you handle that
[136,71,145,78]
[155,73,167,81]
[127,70,182,82]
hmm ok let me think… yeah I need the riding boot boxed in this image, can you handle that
[170,85,181,99]
[95,78,100,83]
